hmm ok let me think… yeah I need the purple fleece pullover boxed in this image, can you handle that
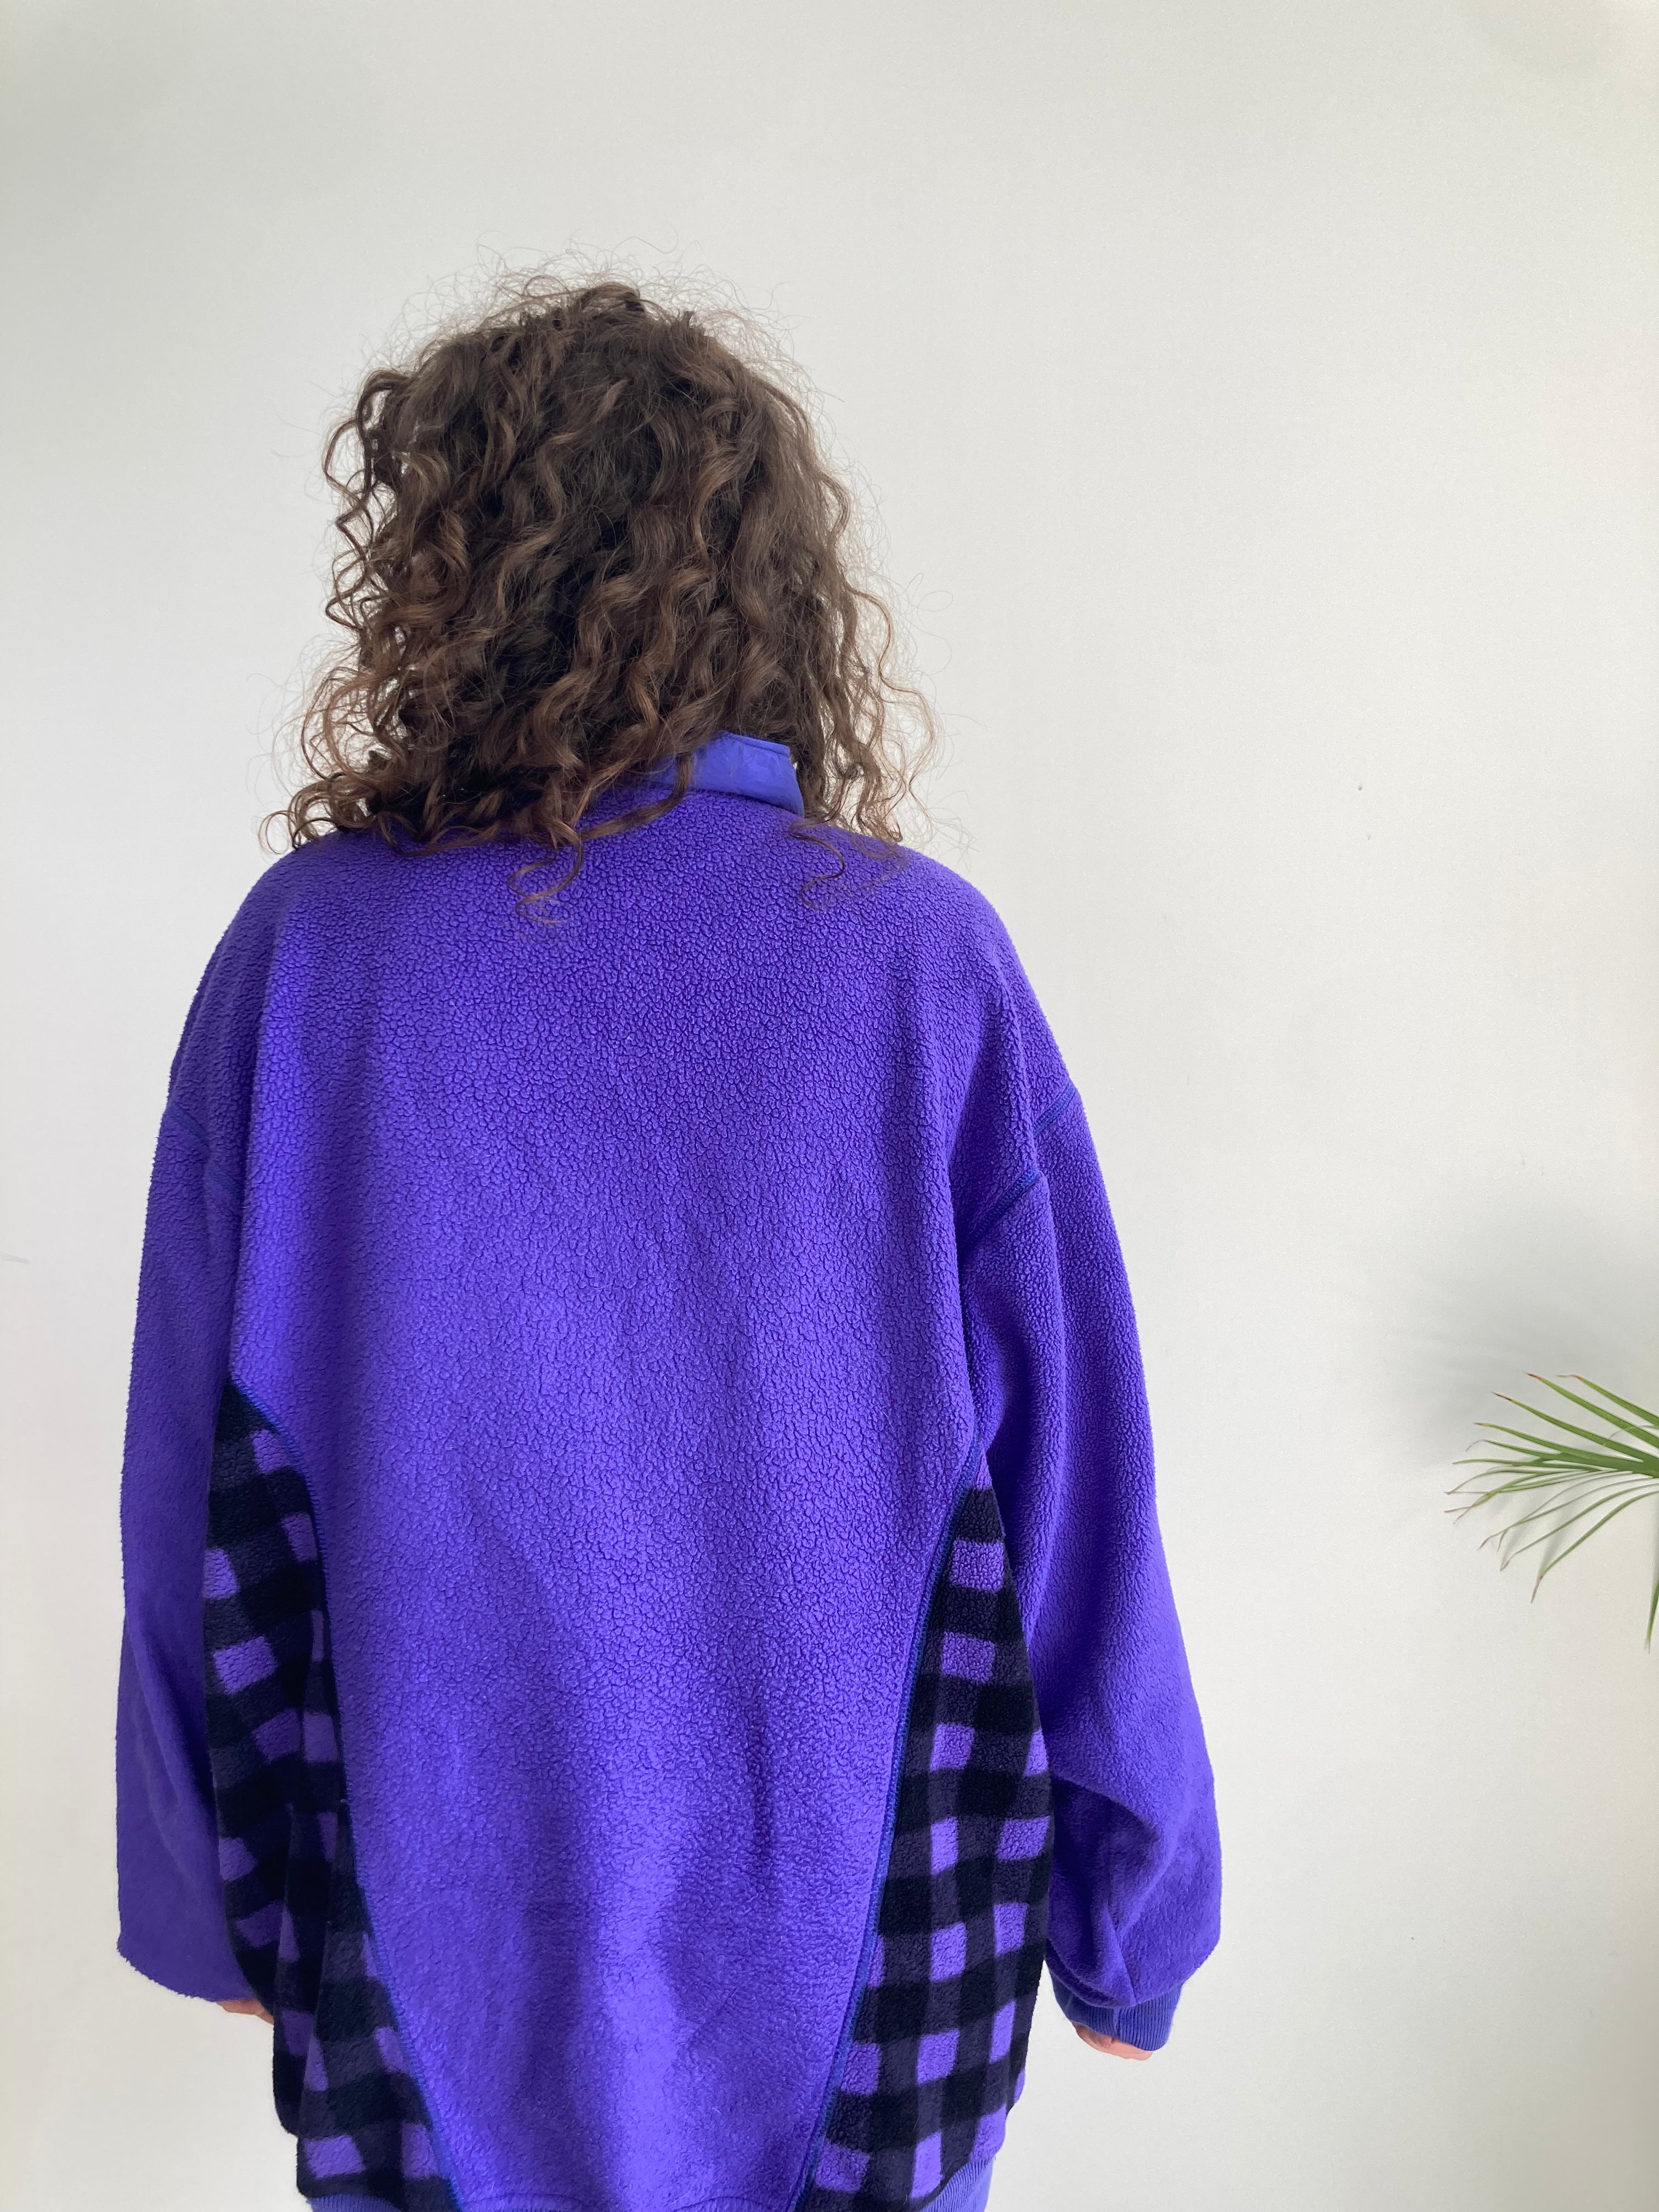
[116,735,1220,2212]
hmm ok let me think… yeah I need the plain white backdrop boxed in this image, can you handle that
[3,2,1657,2207]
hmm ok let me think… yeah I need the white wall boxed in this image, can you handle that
[3,3,1656,2207]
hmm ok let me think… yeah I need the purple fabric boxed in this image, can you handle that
[203,1383,455,2207]
[800,1463,1048,2210]
[680,729,808,813]
[117,735,1220,2208]
[1049,1973,1184,2053]
[960,1101,1222,2020]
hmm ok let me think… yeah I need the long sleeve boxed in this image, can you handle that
[115,1105,250,1999]
[959,1086,1220,2050]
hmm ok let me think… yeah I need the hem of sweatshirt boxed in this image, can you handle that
[1047,1963,1183,2051]
[301,2156,1000,2212]
[929,2153,996,2211]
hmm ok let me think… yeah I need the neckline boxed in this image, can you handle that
[644,732,804,816]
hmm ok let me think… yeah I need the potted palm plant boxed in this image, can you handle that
[1453,1375,1659,1643]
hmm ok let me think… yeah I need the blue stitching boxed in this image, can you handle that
[1032,1081,1080,1139]
[956,1084,1079,1260]
[958,1169,1039,1261]
[162,1103,245,1205]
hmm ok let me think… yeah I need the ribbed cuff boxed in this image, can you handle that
[1048,1967,1183,2051]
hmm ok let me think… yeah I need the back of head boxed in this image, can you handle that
[284,273,931,860]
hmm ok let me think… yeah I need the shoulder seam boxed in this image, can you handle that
[957,1082,1080,1260]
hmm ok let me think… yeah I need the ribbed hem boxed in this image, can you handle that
[310,2182,990,2212]
[929,2154,996,2212]
[1048,1968,1183,2051]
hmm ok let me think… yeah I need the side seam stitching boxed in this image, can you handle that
[225,1375,469,2212]
[784,1426,988,2212]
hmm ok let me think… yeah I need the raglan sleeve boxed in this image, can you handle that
[959,1072,1221,2052]
[115,949,255,2000]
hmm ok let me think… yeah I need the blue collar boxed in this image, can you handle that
[647,732,804,816]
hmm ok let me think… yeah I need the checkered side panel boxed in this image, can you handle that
[204,1383,456,2211]
[800,1464,1054,2211]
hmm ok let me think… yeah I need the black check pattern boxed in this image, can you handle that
[800,1465,1053,2211]
[203,1383,456,2211]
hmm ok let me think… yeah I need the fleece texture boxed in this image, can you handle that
[204,1383,455,2204]
[802,1458,1050,2210]
[116,733,1220,2212]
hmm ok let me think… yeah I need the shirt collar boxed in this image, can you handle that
[657,732,805,816]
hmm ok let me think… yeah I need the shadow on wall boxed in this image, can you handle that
[1391,1197,1659,1469]
[1460,0,1656,76]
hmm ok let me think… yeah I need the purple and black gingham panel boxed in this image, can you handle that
[204,1383,456,2212]
[800,1464,1054,2212]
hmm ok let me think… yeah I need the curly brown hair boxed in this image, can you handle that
[281,272,934,867]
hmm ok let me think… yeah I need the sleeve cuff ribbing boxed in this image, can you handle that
[1047,1968,1183,2052]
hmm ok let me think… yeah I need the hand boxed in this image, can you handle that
[1073,2024,1150,2062]
[218,1997,274,2023]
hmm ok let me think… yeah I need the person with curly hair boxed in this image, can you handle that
[115,274,1220,2212]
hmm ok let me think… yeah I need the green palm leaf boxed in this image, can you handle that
[1451,1374,1659,1646]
